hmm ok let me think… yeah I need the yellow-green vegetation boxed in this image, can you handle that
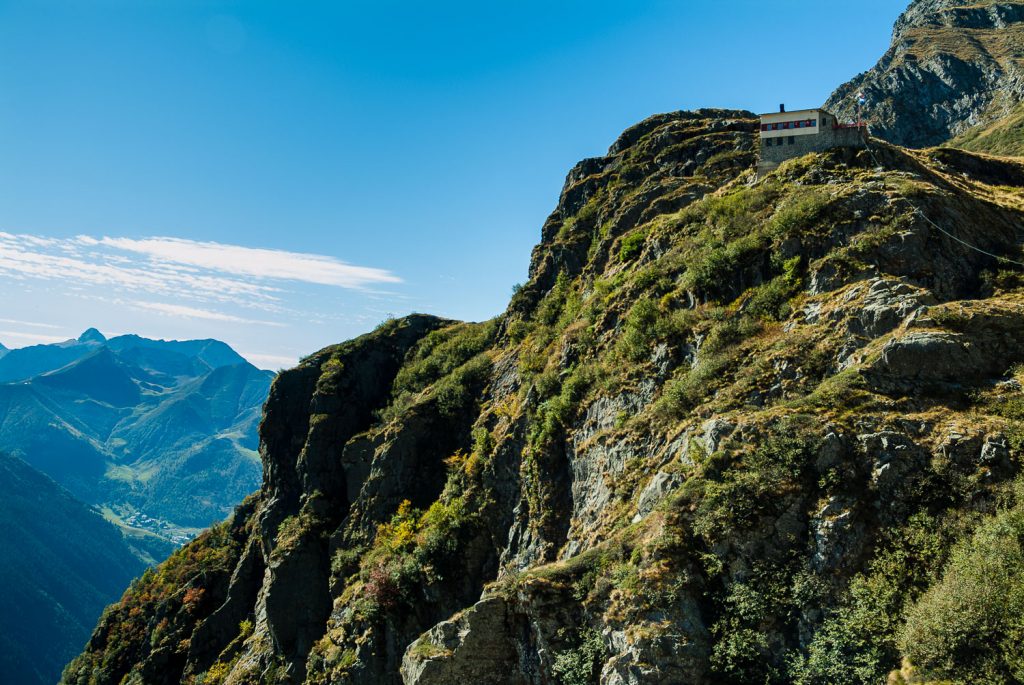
[384,319,498,421]
[551,628,605,685]
[900,484,1024,683]
[795,512,961,684]
[308,449,489,682]
[62,515,250,685]
[273,494,328,558]
[948,102,1024,157]
[476,127,1024,683]
[353,457,481,615]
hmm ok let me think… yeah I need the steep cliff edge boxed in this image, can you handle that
[827,0,1024,148]
[63,102,1024,684]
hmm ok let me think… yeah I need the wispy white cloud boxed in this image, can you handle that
[0,318,62,329]
[95,236,401,289]
[0,231,410,358]
[240,351,298,370]
[0,232,403,313]
[0,232,279,303]
[0,330,71,346]
[128,300,287,327]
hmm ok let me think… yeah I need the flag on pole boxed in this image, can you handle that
[857,92,867,106]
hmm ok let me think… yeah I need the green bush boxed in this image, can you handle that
[431,353,492,419]
[795,513,949,685]
[386,320,496,421]
[746,256,803,321]
[682,232,771,301]
[273,494,328,557]
[658,354,729,416]
[530,364,601,447]
[693,428,816,543]
[557,196,602,240]
[900,506,1024,683]
[316,357,346,394]
[354,452,485,617]
[535,271,573,326]
[654,312,763,417]
[766,188,830,238]
[702,184,778,238]
[987,394,1024,422]
[392,319,498,400]
[618,299,660,361]
[552,628,605,685]
[618,229,647,262]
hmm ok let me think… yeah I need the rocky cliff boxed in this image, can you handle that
[827,0,1024,148]
[62,102,1024,683]
[61,1,1024,681]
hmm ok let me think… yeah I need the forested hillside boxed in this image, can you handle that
[0,454,150,685]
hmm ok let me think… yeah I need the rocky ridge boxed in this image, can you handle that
[827,0,1024,148]
[62,102,1024,684]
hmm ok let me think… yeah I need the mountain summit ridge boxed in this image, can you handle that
[61,1,1024,683]
[63,127,1024,685]
[0,329,273,531]
[78,327,107,344]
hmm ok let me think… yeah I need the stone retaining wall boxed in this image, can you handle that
[758,126,868,172]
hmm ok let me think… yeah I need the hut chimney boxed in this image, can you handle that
[780,103,786,113]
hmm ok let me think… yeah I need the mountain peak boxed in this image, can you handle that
[78,328,107,344]
[826,0,1024,147]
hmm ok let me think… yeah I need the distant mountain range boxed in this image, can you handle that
[0,328,274,539]
[0,329,275,685]
[827,0,1024,148]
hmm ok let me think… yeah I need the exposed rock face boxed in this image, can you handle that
[64,102,1024,685]
[827,0,1024,147]
[399,597,529,685]
[948,100,1024,155]
[865,298,1024,390]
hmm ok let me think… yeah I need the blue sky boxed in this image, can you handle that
[0,0,906,369]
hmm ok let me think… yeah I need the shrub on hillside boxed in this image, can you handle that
[900,505,1024,683]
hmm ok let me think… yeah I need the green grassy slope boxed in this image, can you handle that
[948,101,1024,157]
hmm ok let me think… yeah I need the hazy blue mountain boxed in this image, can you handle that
[0,336,103,383]
[0,330,274,539]
[77,327,107,344]
[105,334,247,369]
[0,329,248,385]
[0,330,268,683]
[0,453,157,685]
